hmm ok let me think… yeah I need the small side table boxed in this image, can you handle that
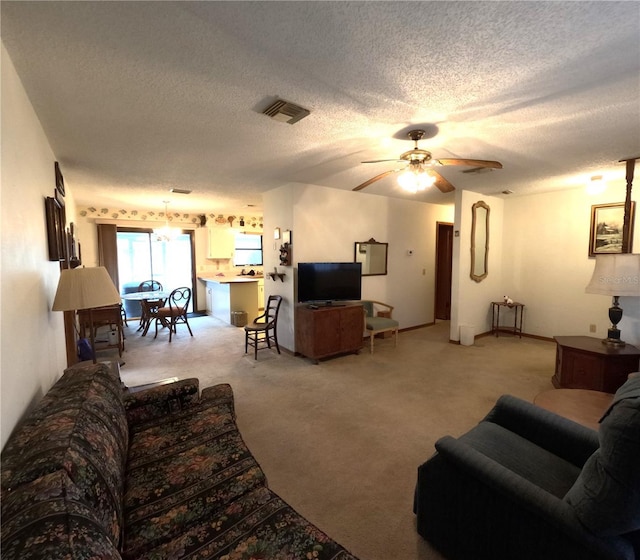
[491,301,524,338]
[553,335,640,393]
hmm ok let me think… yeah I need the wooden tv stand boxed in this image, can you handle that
[295,303,364,363]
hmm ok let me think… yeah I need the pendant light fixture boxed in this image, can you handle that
[154,200,180,242]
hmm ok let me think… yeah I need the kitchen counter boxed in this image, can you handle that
[199,275,263,284]
[199,276,263,325]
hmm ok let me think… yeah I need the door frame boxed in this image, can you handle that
[434,221,454,321]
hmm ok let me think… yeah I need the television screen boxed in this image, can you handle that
[297,262,362,303]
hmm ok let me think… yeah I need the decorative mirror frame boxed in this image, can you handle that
[470,201,490,282]
[354,238,388,276]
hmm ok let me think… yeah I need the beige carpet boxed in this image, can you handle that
[104,315,557,560]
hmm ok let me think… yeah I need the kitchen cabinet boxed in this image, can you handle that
[257,279,265,311]
[207,228,234,259]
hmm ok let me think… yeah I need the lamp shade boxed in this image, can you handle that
[52,266,121,311]
[585,254,640,296]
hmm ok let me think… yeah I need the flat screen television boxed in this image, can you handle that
[297,262,362,304]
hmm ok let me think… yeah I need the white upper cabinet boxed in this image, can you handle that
[208,227,234,259]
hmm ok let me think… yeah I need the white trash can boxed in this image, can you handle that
[459,325,475,346]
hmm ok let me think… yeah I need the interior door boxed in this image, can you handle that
[435,222,453,320]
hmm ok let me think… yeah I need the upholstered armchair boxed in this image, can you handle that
[414,377,640,560]
[361,300,398,354]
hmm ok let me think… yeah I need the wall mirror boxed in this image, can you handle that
[354,238,388,276]
[470,201,490,282]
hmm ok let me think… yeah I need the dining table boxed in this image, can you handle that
[120,290,171,336]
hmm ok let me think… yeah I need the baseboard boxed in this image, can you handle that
[449,331,555,344]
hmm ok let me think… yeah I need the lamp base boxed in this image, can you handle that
[602,326,625,347]
[602,337,626,347]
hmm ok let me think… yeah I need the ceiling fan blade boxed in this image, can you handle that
[361,158,404,164]
[436,158,503,169]
[430,170,456,193]
[353,169,400,191]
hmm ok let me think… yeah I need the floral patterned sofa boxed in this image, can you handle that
[1,362,360,560]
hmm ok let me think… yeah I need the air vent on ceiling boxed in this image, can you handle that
[262,99,310,124]
[170,188,192,195]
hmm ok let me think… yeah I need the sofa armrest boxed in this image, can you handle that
[124,378,199,426]
[431,436,632,560]
[201,383,236,418]
[484,395,599,467]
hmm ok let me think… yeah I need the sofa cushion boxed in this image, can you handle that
[0,362,128,547]
[123,378,200,426]
[459,421,582,498]
[564,376,640,536]
[130,486,358,560]
[123,394,267,558]
[1,470,121,560]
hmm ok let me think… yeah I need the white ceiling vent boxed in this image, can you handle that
[262,99,310,124]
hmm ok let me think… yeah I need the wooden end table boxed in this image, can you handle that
[553,335,640,393]
[534,388,613,431]
[491,301,524,337]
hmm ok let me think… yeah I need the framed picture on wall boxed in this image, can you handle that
[45,196,66,261]
[55,161,65,197]
[589,202,635,257]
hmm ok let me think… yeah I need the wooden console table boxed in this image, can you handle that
[295,303,363,363]
[553,335,640,393]
[491,301,524,337]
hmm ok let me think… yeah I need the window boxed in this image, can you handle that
[116,229,195,314]
[234,232,263,266]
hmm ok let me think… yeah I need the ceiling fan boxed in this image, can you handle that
[353,129,503,194]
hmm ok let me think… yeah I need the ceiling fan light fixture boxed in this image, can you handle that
[397,167,436,193]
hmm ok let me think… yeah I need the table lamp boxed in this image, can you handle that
[585,254,640,346]
[52,266,121,363]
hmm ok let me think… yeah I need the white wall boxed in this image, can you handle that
[451,190,504,342]
[263,183,454,352]
[263,184,296,350]
[1,43,69,448]
[503,182,640,345]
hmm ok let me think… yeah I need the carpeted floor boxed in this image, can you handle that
[104,315,557,560]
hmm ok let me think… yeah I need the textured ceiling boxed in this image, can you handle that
[2,1,639,213]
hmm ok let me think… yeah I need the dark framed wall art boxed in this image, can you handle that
[55,161,65,197]
[45,196,66,261]
[589,202,635,257]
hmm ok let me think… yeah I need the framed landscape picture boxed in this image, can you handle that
[589,202,635,257]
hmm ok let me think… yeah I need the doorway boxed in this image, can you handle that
[117,229,196,318]
[435,222,453,320]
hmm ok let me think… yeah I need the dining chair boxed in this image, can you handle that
[138,280,164,334]
[362,300,399,354]
[244,295,283,359]
[152,287,193,342]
